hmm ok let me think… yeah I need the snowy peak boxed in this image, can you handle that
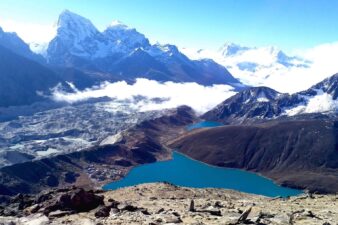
[56,10,100,41]
[150,44,180,56]
[47,10,106,62]
[228,86,280,106]
[245,87,280,102]
[181,42,312,91]
[103,21,150,51]
[108,20,129,30]
[218,42,249,56]
[42,10,242,87]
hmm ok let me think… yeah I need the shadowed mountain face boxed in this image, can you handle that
[45,10,242,87]
[203,73,338,124]
[0,45,67,107]
[0,27,44,63]
[169,119,338,193]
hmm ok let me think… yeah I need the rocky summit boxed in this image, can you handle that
[0,183,337,225]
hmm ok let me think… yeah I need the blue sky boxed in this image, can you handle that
[0,0,337,50]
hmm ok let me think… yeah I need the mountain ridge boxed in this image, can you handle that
[44,10,243,87]
[203,73,338,124]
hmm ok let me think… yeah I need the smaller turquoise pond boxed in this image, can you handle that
[186,121,223,131]
[103,152,302,197]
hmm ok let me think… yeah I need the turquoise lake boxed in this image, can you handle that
[186,121,223,131]
[103,152,302,197]
[103,121,302,197]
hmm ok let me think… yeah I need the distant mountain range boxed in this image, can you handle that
[203,73,338,124]
[0,10,245,107]
[181,42,312,89]
[42,10,242,87]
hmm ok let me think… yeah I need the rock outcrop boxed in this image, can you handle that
[0,183,336,225]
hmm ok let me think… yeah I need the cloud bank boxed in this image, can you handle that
[182,41,338,94]
[52,78,236,114]
[262,41,338,93]
[0,18,56,43]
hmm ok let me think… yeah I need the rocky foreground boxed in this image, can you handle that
[0,183,337,225]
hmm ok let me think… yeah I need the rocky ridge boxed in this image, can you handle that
[0,183,337,225]
[202,73,338,124]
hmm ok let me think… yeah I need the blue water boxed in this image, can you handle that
[103,152,303,197]
[186,121,223,131]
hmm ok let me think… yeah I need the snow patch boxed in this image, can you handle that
[305,92,338,113]
[283,91,337,116]
[256,92,270,102]
[36,148,60,157]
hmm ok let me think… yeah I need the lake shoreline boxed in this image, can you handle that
[103,151,302,197]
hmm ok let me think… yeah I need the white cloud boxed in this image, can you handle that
[0,18,56,43]
[264,41,338,93]
[52,78,236,114]
[181,42,338,94]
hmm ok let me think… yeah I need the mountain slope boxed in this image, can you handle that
[0,45,66,107]
[45,10,242,87]
[169,119,338,193]
[0,26,44,63]
[203,73,338,124]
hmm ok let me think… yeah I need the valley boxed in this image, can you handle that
[0,99,168,168]
[0,4,337,224]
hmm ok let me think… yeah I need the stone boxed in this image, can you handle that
[237,207,252,223]
[189,199,195,212]
[43,188,104,215]
[94,206,111,218]
[48,210,73,218]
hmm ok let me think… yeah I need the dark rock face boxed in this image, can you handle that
[44,188,104,214]
[203,74,338,124]
[170,119,338,193]
[0,187,105,217]
[203,86,282,124]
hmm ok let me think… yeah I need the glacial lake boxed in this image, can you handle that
[103,152,303,197]
[186,121,223,131]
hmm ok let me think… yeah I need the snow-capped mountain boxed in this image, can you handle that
[219,42,250,57]
[44,10,242,87]
[46,10,105,65]
[202,73,338,124]
[103,20,150,54]
[181,43,311,90]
